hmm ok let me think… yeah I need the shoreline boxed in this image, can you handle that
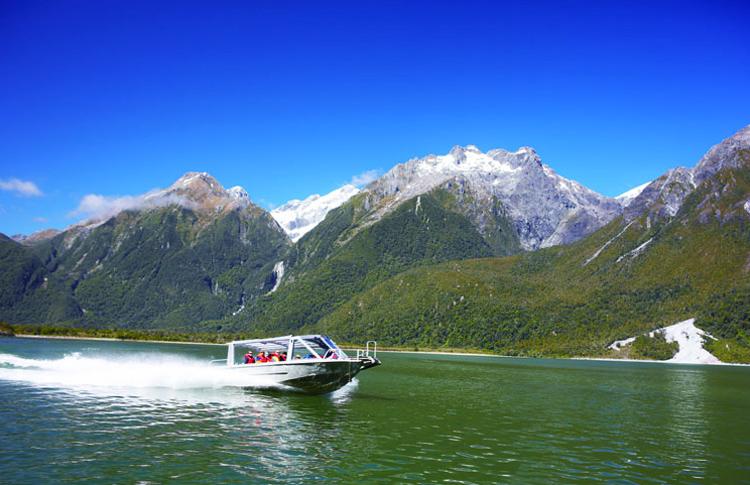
[571,356,750,367]
[14,334,224,346]
[9,334,748,366]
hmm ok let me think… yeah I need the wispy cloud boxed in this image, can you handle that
[33,217,48,223]
[69,190,194,222]
[0,178,43,197]
[349,169,380,187]
[256,198,277,211]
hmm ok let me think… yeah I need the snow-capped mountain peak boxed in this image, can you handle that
[145,172,253,211]
[228,186,250,202]
[272,184,360,242]
[365,144,621,250]
[615,181,652,208]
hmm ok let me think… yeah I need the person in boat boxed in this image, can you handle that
[280,352,287,361]
[256,351,268,363]
[243,351,255,364]
[270,352,281,362]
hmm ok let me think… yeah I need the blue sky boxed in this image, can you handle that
[1,0,749,236]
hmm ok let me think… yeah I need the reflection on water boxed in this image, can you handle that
[666,367,708,480]
[0,378,360,483]
[1,337,749,483]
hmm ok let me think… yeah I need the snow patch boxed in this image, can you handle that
[415,195,422,215]
[228,186,249,203]
[609,318,721,364]
[616,181,651,207]
[661,319,719,364]
[608,336,636,350]
[616,237,653,263]
[744,199,750,215]
[271,185,359,242]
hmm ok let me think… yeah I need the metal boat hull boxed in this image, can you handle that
[226,357,380,394]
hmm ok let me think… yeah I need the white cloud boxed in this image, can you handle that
[349,169,380,187]
[0,178,43,197]
[33,217,48,223]
[256,198,277,210]
[69,190,194,222]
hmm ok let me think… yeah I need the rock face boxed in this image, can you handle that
[626,125,750,222]
[143,172,254,215]
[361,145,621,250]
[625,167,696,221]
[693,125,750,185]
[12,229,61,246]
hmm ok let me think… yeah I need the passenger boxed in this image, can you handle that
[243,351,255,364]
[280,352,287,361]
[256,351,268,363]
[270,352,280,362]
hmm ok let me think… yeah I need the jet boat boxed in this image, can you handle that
[216,335,380,394]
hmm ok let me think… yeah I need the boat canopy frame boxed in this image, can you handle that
[225,334,348,366]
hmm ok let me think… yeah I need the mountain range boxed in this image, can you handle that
[2,125,749,361]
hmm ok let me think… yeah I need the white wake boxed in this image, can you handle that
[0,352,283,390]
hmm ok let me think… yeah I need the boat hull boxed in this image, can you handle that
[226,357,380,394]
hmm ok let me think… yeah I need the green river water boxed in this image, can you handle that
[1,336,749,483]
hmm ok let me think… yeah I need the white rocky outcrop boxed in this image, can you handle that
[609,318,721,364]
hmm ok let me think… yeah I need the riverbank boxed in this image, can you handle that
[10,333,749,366]
[12,334,498,356]
[15,334,224,346]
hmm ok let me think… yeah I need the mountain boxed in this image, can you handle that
[271,184,360,242]
[353,144,621,251]
[1,172,290,329]
[3,127,749,363]
[228,143,623,332]
[11,229,61,246]
[625,126,750,221]
[307,125,750,361]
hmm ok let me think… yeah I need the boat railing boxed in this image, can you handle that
[356,341,377,360]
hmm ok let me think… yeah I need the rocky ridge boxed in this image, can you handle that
[359,144,621,250]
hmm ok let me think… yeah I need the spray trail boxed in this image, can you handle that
[0,352,284,391]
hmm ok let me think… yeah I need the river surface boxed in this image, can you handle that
[1,337,749,484]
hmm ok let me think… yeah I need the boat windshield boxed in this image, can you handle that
[290,336,348,360]
[229,335,348,364]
